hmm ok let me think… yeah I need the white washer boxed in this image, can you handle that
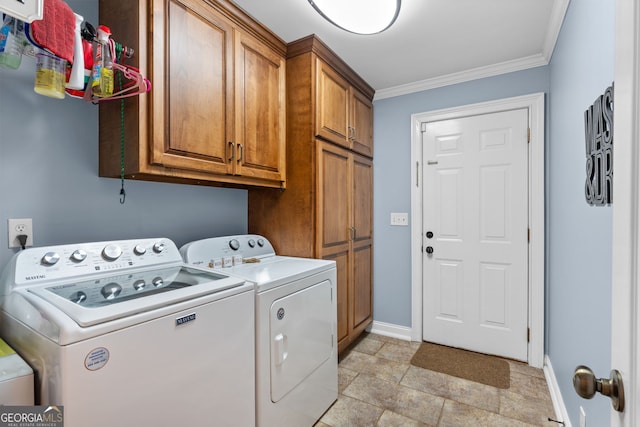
[180,234,338,427]
[0,238,255,427]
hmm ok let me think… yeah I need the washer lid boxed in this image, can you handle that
[27,266,244,327]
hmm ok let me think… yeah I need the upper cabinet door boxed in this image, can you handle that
[315,60,350,149]
[151,0,234,174]
[351,89,373,158]
[233,30,286,184]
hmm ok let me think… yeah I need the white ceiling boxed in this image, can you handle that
[232,0,570,99]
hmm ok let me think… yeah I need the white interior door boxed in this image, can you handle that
[422,108,529,361]
[609,0,638,425]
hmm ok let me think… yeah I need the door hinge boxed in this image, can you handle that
[527,128,531,143]
[528,228,530,242]
[527,328,530,343]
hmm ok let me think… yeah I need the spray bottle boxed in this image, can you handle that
[91,25,113,97]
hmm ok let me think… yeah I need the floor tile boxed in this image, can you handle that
[338,349,409,384]
[343,373,444,425]
[377,410,434,427]
[401,365,500,413]
[318,395,384,427]
[438,400,537,427]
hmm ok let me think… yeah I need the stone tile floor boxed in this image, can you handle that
[315,333,560,427]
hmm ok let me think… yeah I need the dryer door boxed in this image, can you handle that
[270,279,334,402]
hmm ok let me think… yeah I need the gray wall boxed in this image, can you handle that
[372,67,550,327]
[0,0,248,269]
[547,0,614,426]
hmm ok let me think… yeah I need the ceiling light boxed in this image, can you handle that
[308,0,401,35]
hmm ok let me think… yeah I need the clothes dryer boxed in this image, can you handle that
[180,234,337,427]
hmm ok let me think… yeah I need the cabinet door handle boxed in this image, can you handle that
[228,141,235,162]
[237,143,243,163]
[349,226,356,240]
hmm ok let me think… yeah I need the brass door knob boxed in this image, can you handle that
[573,365,625,412]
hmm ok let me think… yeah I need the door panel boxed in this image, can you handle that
[316,60,350,148]
[319,143,350,250]
[352,154,373,241]
[269,280,333,402]
[234,30,286,181]
[153,0,232,173]
[422,108,529,361]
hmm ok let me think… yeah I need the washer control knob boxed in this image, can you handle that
[257,239,265,247]
[70,249,87,263]
[152,242,165,254]
[133,279,146,291]
[152,277,164,287]
[41,252,60,266]
[101,283,122,300]
[248,239,256,248]
[229,239,240,251]
[70,291,87,304]
[133,245,147,256]
[102,244,122,261]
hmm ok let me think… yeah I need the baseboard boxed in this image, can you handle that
[544,355,572,427]
[367,321,413,341]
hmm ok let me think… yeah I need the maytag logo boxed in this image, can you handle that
[25,275,46,281]
[176,313,196,326]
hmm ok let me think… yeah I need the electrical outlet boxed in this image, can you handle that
[390,212,409,226]
[580,406,586,427]
[8,218,33,249]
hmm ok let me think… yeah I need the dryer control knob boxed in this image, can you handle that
[102,244,122,261]
[70,249,87,262]
[152,277,164,287]
[152,242,165,253]
[42,252,60,266]
[133,245,147,256]
[248,239,256,248]
[257,239,265,247]
[229,239,240,251]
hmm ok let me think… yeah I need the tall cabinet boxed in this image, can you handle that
[249,35,374,353]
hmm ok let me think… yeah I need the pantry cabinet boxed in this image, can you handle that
[98,0,286,188]
[248,35,374,353]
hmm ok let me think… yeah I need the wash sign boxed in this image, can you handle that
[584,84,614,206]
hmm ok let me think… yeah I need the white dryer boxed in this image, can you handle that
[180,234,337,427]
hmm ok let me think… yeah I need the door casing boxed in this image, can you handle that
[410,93,545,368]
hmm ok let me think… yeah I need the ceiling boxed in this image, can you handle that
[232,0,570,99]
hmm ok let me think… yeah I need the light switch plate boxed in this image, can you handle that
[390,212,408,226]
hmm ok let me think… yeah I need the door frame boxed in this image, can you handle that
[410,93,545,368]
[611,0,639,425]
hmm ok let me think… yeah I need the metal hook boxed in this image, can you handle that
[119,187,126,204]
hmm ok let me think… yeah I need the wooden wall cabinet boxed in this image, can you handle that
[99,0,286,188]
[249,35,374,353]
[316,60,374,157]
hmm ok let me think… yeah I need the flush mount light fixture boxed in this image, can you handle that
[308,0,401,35]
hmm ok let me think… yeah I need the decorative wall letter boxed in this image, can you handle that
[584,84,614,206]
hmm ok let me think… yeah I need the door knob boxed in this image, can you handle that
[573,365,625,412]
[426,231,434,239]
[425,246,434,254]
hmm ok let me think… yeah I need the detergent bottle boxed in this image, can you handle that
[91,25,113,97]
[0,16,27,69]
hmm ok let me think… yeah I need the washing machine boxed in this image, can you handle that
[0,238,255,427]
[180,234,337,427]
